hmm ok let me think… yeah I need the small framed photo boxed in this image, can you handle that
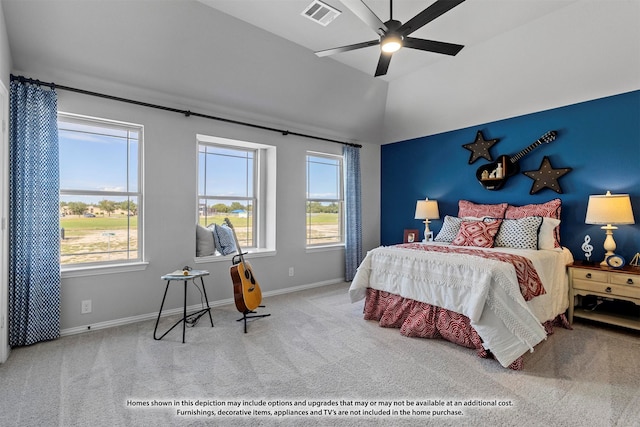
[403,229,419,243]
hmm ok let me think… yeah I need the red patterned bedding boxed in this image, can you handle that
[363,288,568,370]
[349,243,571,369]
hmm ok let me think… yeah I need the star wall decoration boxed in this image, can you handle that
[462,130,499,164]
[523,156,572,194]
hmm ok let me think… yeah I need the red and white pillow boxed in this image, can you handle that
[452,219,502,248]
[450,199,563,249]
[458,200,508,219]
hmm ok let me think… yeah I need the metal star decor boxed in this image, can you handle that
[462,130,499,164]
[523,156,572,194]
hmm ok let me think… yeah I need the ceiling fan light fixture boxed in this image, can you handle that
[381,33,403,53]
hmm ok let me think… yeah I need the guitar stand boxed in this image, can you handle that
[237,306,271,334]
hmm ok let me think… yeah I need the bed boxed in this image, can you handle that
[348,199,574,369]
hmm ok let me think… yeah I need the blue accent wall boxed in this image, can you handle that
[381,90,640,263]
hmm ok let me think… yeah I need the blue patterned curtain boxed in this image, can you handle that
[8,80,60,347]
[344,145,362,281]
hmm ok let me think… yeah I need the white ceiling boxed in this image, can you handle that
[198,0,578,81]
[3,0,637,144]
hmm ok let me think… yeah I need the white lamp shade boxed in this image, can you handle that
[585,191,635,225]
[415,199,440,220]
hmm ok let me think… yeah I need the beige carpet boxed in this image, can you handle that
[1,282,639,427]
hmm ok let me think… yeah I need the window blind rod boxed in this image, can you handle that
[10,74,362,148]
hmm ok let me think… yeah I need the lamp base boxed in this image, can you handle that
[600,224,618,266]
[423,220,433,242]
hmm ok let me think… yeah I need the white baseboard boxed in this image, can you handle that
[60,278,345,337]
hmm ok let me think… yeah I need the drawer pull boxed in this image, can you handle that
[628,279,634,285]
[605,287,612,293]
[585,273,592,279]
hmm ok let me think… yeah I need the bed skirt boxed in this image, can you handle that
[363,288,570,370]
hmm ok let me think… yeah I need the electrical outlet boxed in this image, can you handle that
[81,299,92,314]
[288,267,294,277]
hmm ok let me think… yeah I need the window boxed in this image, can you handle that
[58,113,143,266]
[197,135,276,255]
[306,152,344,246]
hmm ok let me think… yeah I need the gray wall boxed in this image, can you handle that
[51,82,381,332]
[1,1,11,360]
[0,1,383,333]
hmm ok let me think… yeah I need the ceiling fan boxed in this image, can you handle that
[315,0,466,77]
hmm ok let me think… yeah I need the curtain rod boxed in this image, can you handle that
[10,74,362,149]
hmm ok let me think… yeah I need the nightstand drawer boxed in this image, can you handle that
[568,262,640,331]
[610,273,639,287]
[571,269,608,282]
[573,279,639,299]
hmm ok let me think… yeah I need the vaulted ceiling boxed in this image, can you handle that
[199,0,577,81]
[2,1,639,144]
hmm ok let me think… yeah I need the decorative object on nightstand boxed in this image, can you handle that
[414,198,439,242]
[403,229,419,243]
[631,253,640,267]
[581,234,594,265]
[585,191,635,266]
[606,254,626,269]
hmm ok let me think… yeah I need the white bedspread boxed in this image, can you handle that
[349,244,573,367]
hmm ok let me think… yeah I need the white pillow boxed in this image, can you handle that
[538,217,561,250]
[196,224,215,257]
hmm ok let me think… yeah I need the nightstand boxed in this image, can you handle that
[568,262,640,331]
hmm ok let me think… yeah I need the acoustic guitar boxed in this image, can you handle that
[475,130,557,190]
[224,218,262,313]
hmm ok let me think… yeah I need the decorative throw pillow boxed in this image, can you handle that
[458,200,508,219]
[505,199,562,247]
[452,219,502,248]
[538,217,561,250]
[494,216,543,250]
[213,224,237,256]
[434,216,465,242]
[196,224,215,257]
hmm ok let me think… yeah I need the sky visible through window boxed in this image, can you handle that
[59,121,138,201]
[60,128,340,204]
[307,155,341,200]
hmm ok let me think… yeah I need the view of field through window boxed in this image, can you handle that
[306,153,343,246]
[60,124,343,264]
[58,114,141,265]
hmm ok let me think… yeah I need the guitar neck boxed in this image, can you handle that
[510,139,544,163]
[225,218,246,266]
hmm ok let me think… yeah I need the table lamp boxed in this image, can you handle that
[415,198,440,241]
[585,191,635,266]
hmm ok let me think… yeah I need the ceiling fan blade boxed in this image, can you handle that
[341,0,388,35]
[315,39,380,57]
[404,37,464,56]
[374,53,392,77]
[399,0,466,36]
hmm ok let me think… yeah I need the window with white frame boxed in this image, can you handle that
[197,135,276,255]
[306,152,344,246]
[58,113,143,266]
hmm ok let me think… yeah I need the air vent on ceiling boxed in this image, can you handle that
[301,0,341,27]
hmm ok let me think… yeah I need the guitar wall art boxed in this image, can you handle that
[470,130,562,191]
